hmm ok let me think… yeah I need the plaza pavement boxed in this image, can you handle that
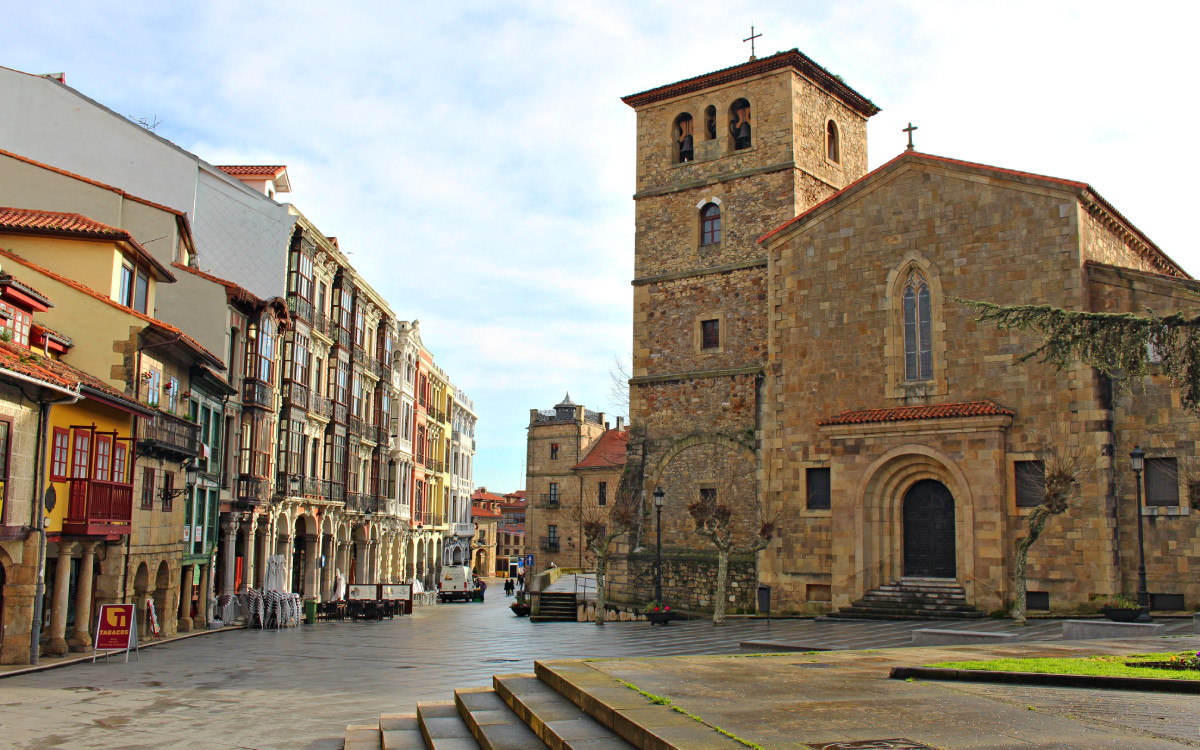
[0,582,1195,749]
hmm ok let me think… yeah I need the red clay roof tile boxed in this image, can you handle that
[216,165,287,177]
[574,429,630,470]
[0,249,224,369]
[818,400,1015,427]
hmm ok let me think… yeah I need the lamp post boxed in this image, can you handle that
[1130,446,1152,620]
[653,487,664,604]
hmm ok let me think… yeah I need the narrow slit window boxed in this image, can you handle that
[827,120,840,162]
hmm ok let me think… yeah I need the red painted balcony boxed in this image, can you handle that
[63,478,133,536]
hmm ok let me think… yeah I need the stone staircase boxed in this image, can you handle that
[342,660,745,749]
[530,591,578,623]
[828,577,984,620]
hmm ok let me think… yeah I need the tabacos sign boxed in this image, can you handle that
[93,603,138,662]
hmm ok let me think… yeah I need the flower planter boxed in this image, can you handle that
[1102,606,1147,622]
[646,611,672,626]
[510,603,530,617]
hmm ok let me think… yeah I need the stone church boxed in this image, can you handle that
[619,48,1200,616]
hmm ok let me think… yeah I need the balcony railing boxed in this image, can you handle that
[345,491,376,514]
[308,393,332,419]
[334,402,348,424]
[287,294,313,322]
[242,379,275,410]
[330,481,345,503]
[348,415,365,437]
[64,479,133,535]
[314,311,331,337]
[139,412,201,459]
[335,328,352,349]
[236,476,272,507]
[282,381,308,410]
[539,493,560,508]
[371,425,389,446]
[539,537,560,552]
[414,511,445,527]
[276,473,304,497]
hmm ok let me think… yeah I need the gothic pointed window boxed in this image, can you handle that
[827,120,840,163]
[700,203,721,246]
[730,99,751,150]
[903,271,933,381]
[674,113,694,162]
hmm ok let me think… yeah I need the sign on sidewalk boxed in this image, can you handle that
[92,603,139,663]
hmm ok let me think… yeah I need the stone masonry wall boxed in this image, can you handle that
[612,549,756,614]
[633,268,767,376]
[763,159,1120,614]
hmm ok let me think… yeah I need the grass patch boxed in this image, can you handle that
[928,652,1200,680]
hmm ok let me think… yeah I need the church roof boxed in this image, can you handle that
[757,151,1188,279]
[574,428,630,470]
[621,48,880,118]
[556,392,576,407]
[818,400,1015,426]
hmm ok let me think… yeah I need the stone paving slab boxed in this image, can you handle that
[577,635,1200,749]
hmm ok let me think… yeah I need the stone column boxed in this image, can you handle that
[311,532,323,600]
[220,515,238,596]
[355,541,369,583]
[177,564,193,632]
[242,518,258,591]
[198,563,211,628]
[45,543,76,657]
[67,541,98,652]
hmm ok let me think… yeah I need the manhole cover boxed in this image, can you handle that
[805,740,936,749]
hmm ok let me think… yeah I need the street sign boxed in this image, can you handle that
[93,603,138,663]
[524,553,534,569]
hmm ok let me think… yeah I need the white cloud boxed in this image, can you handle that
[3,0,1198,488]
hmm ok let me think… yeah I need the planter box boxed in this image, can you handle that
[646,611,673,626]
[1102,606,1147,623]
[912,629,1019,647]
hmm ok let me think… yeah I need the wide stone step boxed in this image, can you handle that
[853,599,977,610]
[418,700,482,749]
[828,609,984,620]
[344,723,383,750]
[535,660,745,749]
[455,687,548,750]
[493,672,633,749]
[858,595,968,606]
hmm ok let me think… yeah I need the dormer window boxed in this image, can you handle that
[118,261,150,314]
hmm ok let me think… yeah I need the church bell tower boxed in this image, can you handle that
[621,48,878,550]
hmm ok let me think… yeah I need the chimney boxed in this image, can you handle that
[617,416,625,430]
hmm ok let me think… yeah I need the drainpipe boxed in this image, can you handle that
[21,378,83,666]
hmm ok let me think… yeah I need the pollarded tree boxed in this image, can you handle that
[580,471,640,626]
[673,441,777,624]
[964,301,1200,411]
[1011,437,1099,625]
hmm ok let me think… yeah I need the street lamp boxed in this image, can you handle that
[1130,446,1152,620]
[653,487,664,604]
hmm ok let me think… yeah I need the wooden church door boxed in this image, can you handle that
[902,479,956,578]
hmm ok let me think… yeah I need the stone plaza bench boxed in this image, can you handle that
[1062,619,1166,640]
[911,629,1020,646]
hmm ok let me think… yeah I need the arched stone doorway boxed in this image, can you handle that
[902,479,956,578]
[451,547,462,566]
[153,561,171,637]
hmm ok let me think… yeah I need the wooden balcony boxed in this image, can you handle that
[282,381,308,410]
[63,479,133,536]
[242,378,275,411]
[139,412,200,459]
[236,476,272,507]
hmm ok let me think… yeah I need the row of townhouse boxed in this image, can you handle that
[0,68,476,664]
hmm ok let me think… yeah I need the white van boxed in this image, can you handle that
[438,566,479,602]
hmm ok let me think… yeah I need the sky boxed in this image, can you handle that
[5,1,1200,492]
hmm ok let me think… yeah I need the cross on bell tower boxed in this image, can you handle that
[743,26,762,61]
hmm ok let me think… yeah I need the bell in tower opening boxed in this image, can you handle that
[675,113,694,162]
[730,99,751,150]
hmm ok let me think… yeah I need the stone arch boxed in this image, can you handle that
[153,560,172,636]
[850,444,976,598]
[645,432,755,496]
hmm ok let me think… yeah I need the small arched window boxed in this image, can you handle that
[826,120,840,163]
[700,203,721,246]
[674,113,694,162]
[704,105,717,140]
[729,99,751,150]
[902,271,932,381]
